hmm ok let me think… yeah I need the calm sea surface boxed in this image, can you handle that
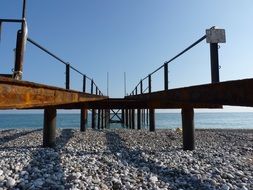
[0,113,252,130]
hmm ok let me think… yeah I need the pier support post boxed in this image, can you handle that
[131,109,135,129]
[92,109,96,129]
[97,109,101,129]
[80,108,87,132]
[181,107,195,150]
[125,109,129,128]
[149,109,155,132]
[121,109,125,124]
[146,109,149,125]
[101,109,104,129]
[43,108,56,147]
[137,109,141,130]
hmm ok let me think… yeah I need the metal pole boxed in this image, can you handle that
[66,64,70,89]
[121,109,125,124]
[13,0,27,80]
[83,75,86,93]
[43,108,56,147]
[126,109,129,128]
[181,107,195,150]
[91,109,96,129]
[101,109,104,129]
[131,109,135,129]
[210,43,220,83]
[140,80,143,94]
[124,72,126,96]
[97,109,101,129]
[80,108,87,132]
[149,109,155,132]
[164,63,168,90]
[137,109,141,130]
[107,72,109,96]
[91,80,94,94]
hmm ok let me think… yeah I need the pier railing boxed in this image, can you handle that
[0,1,103,95]
[27,38,103,95]
[128,27,225,96]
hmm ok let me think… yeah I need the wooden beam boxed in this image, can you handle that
[0,77,107,109]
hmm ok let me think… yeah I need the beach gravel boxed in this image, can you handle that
[0,128,252,189]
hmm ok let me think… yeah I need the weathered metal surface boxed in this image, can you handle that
[0,77,106,109]
[43,108,56,147]
[182,107,195,150]
[127,78,253,107]
[149,109,155,132]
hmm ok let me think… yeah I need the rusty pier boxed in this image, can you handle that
[1,1,253,151]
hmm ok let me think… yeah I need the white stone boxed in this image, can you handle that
[149,176,158,183]
[0,170,3,176]
[6,178,16,187]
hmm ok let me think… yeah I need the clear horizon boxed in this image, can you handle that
[1,0,253,113]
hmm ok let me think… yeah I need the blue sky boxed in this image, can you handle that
[1,0,253,112]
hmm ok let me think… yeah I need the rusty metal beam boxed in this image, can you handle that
[127,78,253,108]
[0,77,106,109]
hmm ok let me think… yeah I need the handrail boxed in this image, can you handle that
[128,33,208,96]
[27,37,102,94]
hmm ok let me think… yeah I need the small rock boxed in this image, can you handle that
[0,170,3,176]
[241,186,248,190]
[236,170,244,176]
[149,176,158,183]
[221,184,230,190]
[6,177,16,187]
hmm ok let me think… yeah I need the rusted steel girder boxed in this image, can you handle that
[0,77,106,109]
[126,78,253,108]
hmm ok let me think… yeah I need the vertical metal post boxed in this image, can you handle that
[125,109,129,128]
[97,109,101,129]
[140,80,143,94]
[137,109,141,130]
[43,108,56,147]
[149,109,155,132]
[13,0,27,80]
[210,43,220,83]
[131,109,135,129]
[66,64,70,89]
[83,75,86,93]
[129,109,132,129]
[148,74,154,131]
[91,109,96,129]
[164,63,168,90]
[121,109,125,124]
[101,109,104,129]
[91,80,94,94]
[80,108,87,132]
[96,87,98,95]
[181,107,195,150]
[148,75,152,93]
[135,87,137,95]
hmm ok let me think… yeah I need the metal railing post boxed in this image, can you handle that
[83,75,86,93]
[91,79,94,94]
[65,64,70,89]
[210,43,220,83]
[164,63,168,90]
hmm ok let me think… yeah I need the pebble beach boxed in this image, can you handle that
[0,128,252,190]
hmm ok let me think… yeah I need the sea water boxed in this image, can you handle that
[0,113,252,130]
